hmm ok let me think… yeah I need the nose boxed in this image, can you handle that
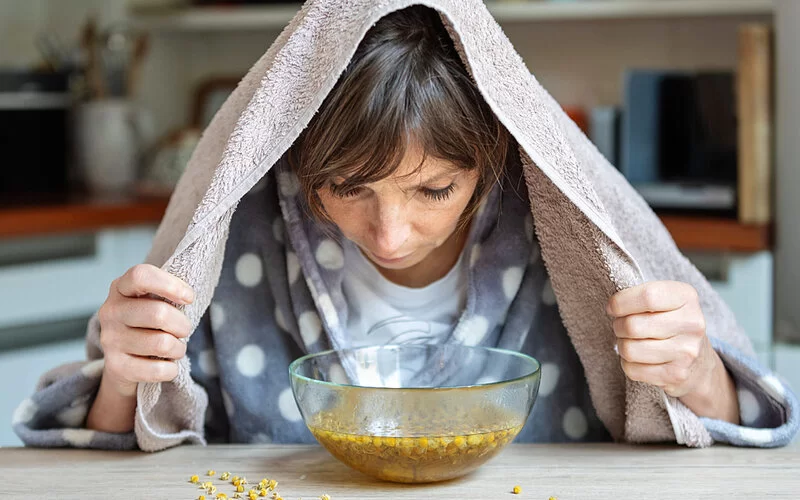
[371,201,411,257]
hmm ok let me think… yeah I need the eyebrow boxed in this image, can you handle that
[415,171,457,184]
[332,163,460,188]
[399,165,461,186]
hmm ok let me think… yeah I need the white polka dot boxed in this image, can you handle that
[317,293,339,329]
[329,363,349,384]
[315,240,344,270]
[562,407,588,440]
[502,267,524,300]
[80,359,104,379]
[470,244,481,268]
[57,403,89,427]
[198,349,219,377]
[278,171,300,197]
[287,251,301,285]
[221,389,235,417]
[236,344,266,378]
[538,363,560,397]
[530,242,541,265]
[209,303,225,331]
[759,375,787,401]
[738,389,761,425]
[273,218,284,243]
[298,311,322,346]
[524,213,534,242]
[739,427,775,445]
[454,316,490,346]
[251,432,273,443]
[278,387,303,422]
[275,306,289,332]
[63,429,95,447]
[12,399,37,425]
[542,279,556,306]
[249,176,268,195]
[235,253,263,287]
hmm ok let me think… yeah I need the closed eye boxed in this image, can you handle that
[420,183,455,202]
[330,184,364,199]
[329,182,456,201]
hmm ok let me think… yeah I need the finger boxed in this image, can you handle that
[118,328,188,360]
[127,355,179,383]
[106,353,179,384]
[116,264,194,305]
[116,298,193,338]
[619,358,671,388]
[617,338,679,365]
[607,281,696,317]
[620,358,693,396]
[612,308,704,340]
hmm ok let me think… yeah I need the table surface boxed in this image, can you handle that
[2,443,798,499]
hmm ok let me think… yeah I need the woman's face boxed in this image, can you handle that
[317,143,479,271]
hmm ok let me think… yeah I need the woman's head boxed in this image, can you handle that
[288,5,512,271]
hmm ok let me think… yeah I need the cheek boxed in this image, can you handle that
[413,186,476,238]
[317,192,364,236]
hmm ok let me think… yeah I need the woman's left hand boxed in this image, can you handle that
[607,280,740,423]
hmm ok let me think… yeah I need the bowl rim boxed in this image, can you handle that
[288,344,541,391]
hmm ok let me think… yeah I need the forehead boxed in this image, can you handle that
[389,141,461,180]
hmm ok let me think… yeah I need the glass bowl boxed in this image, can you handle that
[288,344,540,483]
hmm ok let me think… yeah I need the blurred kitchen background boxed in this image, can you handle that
[1,0,798,446]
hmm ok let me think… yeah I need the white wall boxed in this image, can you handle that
[774,0,800,343]
[0,0,127,68]
[0,228,157,328]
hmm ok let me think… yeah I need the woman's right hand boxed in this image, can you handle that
[97,264,195,398]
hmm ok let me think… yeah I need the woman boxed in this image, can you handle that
[14,5,796,450]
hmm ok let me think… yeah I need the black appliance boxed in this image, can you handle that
[0,71,71,203]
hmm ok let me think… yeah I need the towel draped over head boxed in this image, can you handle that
[78,0,759,450]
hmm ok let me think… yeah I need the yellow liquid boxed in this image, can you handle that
[310,425,523,483]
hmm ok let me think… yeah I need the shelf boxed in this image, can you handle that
[489,0,773,22]
[130,0,774,32]
[130,3,299,31]
[0,195,170,239]
[0,193,769,252]
[658,215,771,252]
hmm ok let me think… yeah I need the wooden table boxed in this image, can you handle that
[2,443,798,499]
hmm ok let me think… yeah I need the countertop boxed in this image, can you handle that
[2,443,798,499]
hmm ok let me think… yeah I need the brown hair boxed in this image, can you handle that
[287,5,512,227]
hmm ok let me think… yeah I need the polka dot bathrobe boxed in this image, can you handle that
[14,158,794,449]
[191,158,610,445]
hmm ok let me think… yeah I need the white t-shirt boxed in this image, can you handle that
[341,238,467,348]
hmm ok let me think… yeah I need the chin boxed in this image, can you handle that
[364,248,426,270]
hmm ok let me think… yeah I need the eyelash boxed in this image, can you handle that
[330,183,456,202]
[330,185,362,199]
[421,184,456,201]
